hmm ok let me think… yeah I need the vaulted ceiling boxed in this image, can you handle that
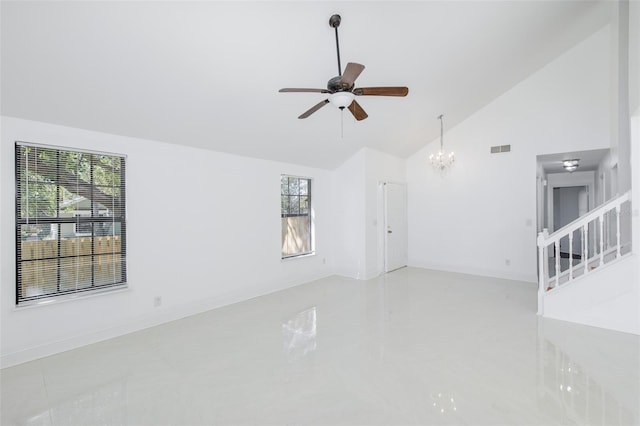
[1,1,611,169]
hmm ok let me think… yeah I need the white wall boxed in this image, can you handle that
[595,150,614,205]
[535,162,546,233]
[612,0,632,194]
[631,0,640,306]
[0,116,334,368]
[543,254,639,335]
[407,26,611,283]
[331,149,366,279]
[331,148,406,280]
[631,0,640,118]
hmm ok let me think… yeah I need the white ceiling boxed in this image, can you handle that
[538,148,610,174]
[1,1,612,169]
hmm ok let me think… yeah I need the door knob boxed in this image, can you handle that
[387,230,393,234]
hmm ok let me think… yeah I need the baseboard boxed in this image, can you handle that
[407,259,537,284]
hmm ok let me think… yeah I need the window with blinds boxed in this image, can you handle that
[281,175,313,258]
[15,142,127,305]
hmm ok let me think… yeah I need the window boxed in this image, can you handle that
[15,142,127,305]
[281,175,312,258]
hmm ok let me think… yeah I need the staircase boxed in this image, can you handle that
[537,191,632,317]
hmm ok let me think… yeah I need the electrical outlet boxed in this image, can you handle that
[153,296,162,307]
[505,259,511,266]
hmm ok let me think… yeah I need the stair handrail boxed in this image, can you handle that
[537,190,631,315]
[538,191,631,247]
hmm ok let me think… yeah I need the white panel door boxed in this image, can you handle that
[384,182,408,272]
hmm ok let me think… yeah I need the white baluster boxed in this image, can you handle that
[599,214,604,265]
[616,205,621,258]
[555,240,560,287]
[568,231,573,281]
[583,224,588,275]
[537,231,546,314]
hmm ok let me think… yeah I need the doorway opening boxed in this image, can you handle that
[553,185,588,260]
[536,148,609,282]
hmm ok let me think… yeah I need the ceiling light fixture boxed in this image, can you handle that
[328,91,355,109]
[429,114,455,172]
[563,159,579,172]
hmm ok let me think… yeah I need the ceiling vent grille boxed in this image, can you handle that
[490,144,511,154]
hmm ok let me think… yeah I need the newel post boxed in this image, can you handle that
[537,228,549,315]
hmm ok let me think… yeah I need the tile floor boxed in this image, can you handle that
[1,267,638,425]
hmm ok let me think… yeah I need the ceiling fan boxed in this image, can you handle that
[279,14,409,121]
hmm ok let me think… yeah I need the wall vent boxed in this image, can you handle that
[490,144,511,154]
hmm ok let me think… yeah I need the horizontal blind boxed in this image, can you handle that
[15,143,127,304]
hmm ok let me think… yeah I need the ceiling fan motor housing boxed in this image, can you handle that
[327,76,353,92]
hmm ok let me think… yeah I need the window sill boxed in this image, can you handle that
[14,285,130,310]
[281,252,316,262]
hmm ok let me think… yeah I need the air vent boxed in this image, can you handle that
[490,144,511,154]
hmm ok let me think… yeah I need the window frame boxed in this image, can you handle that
[281,174,314,259]
[15,141,128,306]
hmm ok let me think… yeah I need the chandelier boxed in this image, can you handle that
[429,114,455,172]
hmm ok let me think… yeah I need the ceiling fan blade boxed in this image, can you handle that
[353,87,409,97]
[280,88,331,93]
[298,99,330,119]
[338,62,365,88]
[347,100,368,121]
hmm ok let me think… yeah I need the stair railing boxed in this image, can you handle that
[537,191,631,314]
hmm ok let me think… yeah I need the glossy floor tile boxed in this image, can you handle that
[2,267,639,425]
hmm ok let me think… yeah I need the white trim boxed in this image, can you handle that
[408,259,538,284]
[14,285,129,310]
[281,252,316,261]
[16,140,127,159]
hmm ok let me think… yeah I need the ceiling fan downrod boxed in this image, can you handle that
[330,14,342,77]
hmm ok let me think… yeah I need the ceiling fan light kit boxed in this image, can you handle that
[279,14,408,121]
[329,92,355,109]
